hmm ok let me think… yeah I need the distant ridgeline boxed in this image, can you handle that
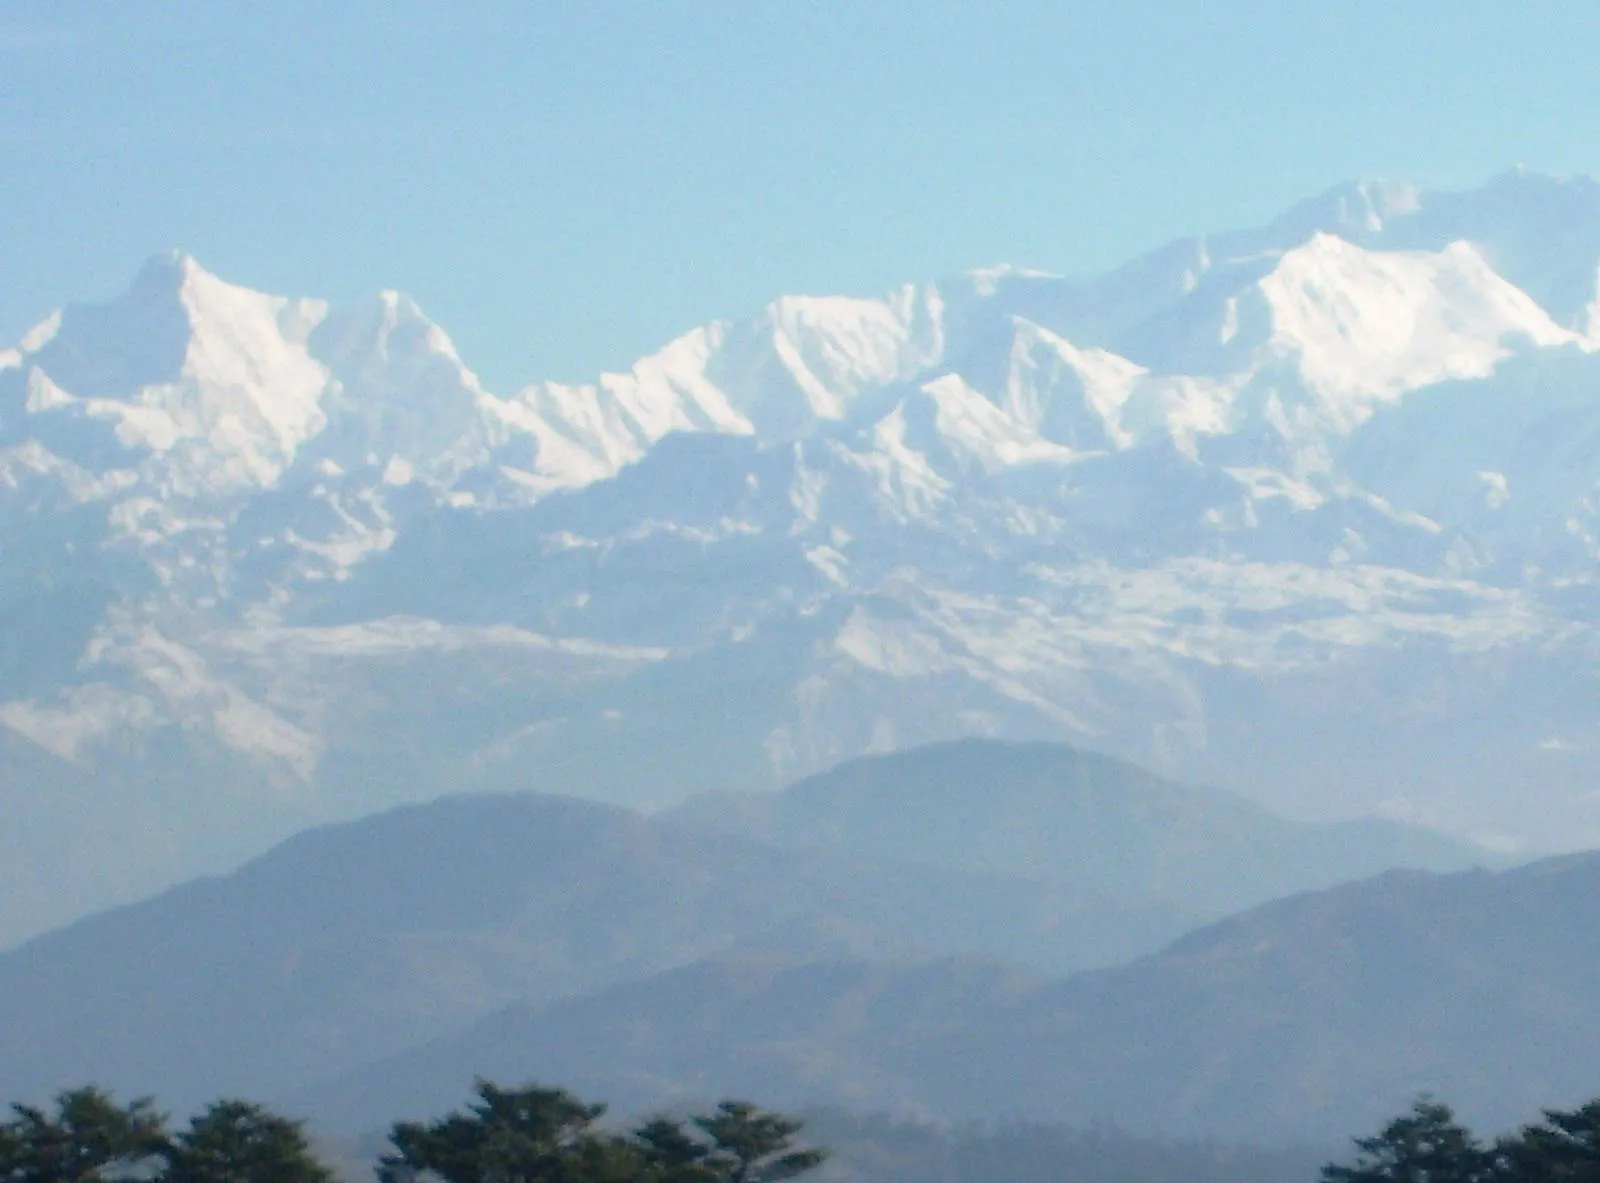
[4,741,1599,1144]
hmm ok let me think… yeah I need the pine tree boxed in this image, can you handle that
[0,1088,167,1183]
[1322,1097,1491,1183]
[632,1118,718,1183]
[690,1102,826,1183]
[1498,1100,1600,1183]
[377,1080,636,1183]
[165,1100,334,1183]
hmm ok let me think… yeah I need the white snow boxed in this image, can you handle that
[0,686,159,763]
[848,403,951,520]
[489,284,945,493]
[10,256,332,495]
[1001,320,1142,450]
[381,456,416,486]
[0,310,63,370]
[741,285,945,425]
[1256,235,1584,431]
[919,374,1078,471]
[493,325,751,493]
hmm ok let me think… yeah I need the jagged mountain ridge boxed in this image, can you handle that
[2,170,1600,944]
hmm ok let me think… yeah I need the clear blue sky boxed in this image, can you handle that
[5,1,1600,389]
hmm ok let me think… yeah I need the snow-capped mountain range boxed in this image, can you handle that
[4,169,1600,945]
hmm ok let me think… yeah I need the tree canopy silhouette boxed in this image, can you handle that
[1322,1097,1491,1183]
[0,1087,166,1183]
[688,1102,825,1183]
[164,1100,333,1183]
[0,1090,330,1183]
[377,1081,824,1183]
[1496,1100,1600,1183]
[1321,1095,1600,1183]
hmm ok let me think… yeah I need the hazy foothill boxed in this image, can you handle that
[8,78,1600,1180]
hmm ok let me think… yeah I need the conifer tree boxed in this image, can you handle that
[0,1088,166,1183]
[165,1100,333,1183]
[377,1080,635,1183]
[632,1118,718,1183]
[690,1102,826,1183]
[1322,1097,1490,1183]
[1498,1100,1600,1183]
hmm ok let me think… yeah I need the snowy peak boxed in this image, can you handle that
[118,250,330,396]
[1254,234,1584,431]
[716,285,946,432]
[6,170,1600,511]
[472,190,1600,503]
[10,252,207,399]
[303,290,492,482]
[877,229,1586,474]
[0,254,332,495]
[492,284,948,495]
[0,256,514,499]
[1054,230,1593,451]
[495,324,751,495]
[1282,171,1600,330]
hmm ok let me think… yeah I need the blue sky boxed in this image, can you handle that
[5,1,1600,388]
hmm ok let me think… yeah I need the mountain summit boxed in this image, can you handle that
[2,171,1599,944]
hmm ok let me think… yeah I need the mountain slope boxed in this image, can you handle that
[314,851,1600,1144]
[666,739,1483,915]
[956,851,1600,1140]
[0,737,1478,1115]
[0,784,1185,1111]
